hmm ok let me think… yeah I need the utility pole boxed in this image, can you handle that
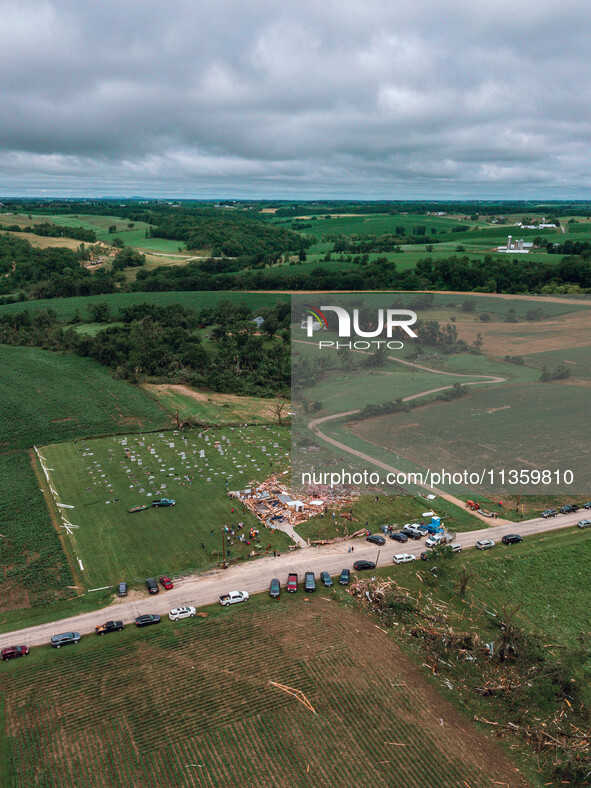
[222,527,227,569]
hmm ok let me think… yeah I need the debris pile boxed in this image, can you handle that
[229,473,358,529]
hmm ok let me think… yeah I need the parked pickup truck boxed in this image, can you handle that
[152,498,176,507]
[219,590,249,606]
[95,621,124,636]
[287,573,298,593]
[425,531,456,548]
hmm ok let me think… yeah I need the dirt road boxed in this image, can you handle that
[0,511,584,650]
[298,337,509,523]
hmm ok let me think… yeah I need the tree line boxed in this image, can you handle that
[0,301,291,397]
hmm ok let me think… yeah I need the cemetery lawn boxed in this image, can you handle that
[40,426,292,589]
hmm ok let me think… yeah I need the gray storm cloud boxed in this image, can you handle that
[0,0,590,196]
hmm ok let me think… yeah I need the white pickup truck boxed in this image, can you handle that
[425,531,456,548]
[219,590,250,607]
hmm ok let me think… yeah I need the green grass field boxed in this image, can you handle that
[0,291,290,321]
[295,492,485,542]
[350,381,591,497]
[41,213,187,254]
[0,345,169,610]
[143,384,289,425]
[41,425,292,588]
[0,598,522,788]
[524,344,591,378]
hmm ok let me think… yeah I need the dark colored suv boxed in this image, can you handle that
[145,578,159,594]
[51,632,81,648]
[117,582,128,597]
[304,572,316,592]
[541,509,558,518]
[502,534,523,545]
[559,504,579,514]
[353,560,376,571]
[320,571,333,587]
[95,621,124,635]
[366,534,386,546]
[134,614,161,627]
[339,568,350,585]
[269,578,281,598]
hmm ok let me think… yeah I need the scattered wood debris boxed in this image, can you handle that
[268,681,316,714]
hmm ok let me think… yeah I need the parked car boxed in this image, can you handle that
[145,578,159,594]
[320,571,333,587]
[135,614,161,627]
[152,498,176,507]
[390,532,408,543]
[117,582,128,597]
[219,591,249,606]
[169,606,196,621]
[95,620,124,635]
[450,543,462,553]
[1,645,29,661]
[583,502,591,510]
[577,519,591,528]
[502,534,523,545]
[50,632,81,648]
[403,524,424,537]
[402,528,422,540]
[287,573,298,593]
[420,551,431,561]
[393,553,416,564]
[269,578,281,598]
[366,534,386,546]
[339,568,350,585]
[304,572,316,592]
[160,576,174,590]
[560,504,579,514]
[476,539,495,550]
[541,509,558,518]
[353,560,376,571]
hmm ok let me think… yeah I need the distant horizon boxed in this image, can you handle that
[2,194,591,204]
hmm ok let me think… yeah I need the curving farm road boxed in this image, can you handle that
[295,339,509,524]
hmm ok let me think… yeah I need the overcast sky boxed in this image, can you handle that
[1,0,590,198]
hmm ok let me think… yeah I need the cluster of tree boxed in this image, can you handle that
[540,365,571,382]
[350,382,469,421]
[111,247,146,271]
[546,240,591,255]
[126,252,591,294]
[3,221,96,242]
[0,301,291,396]
[143,207,312,259]
[0,233,118,299]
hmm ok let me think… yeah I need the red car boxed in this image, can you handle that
[286,573,298,593]
[1,645,29,661]
[160,576,174,590]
